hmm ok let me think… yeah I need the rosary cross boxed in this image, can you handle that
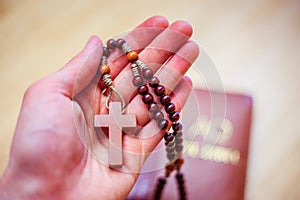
[94,102,136,168]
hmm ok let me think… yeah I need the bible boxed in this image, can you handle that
[127,89,253,200]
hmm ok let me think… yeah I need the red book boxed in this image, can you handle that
[127,89,253,200]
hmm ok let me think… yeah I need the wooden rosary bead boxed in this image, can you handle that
[154,177,167,200]
[176,173,184,180]
[160,95,171,105]
[175,144,184,152]
[103,47,110,57]
[165,164,175,177]
[175,137,183,144]
[166,141,175,148]
[126,51,139,62]
[179,185,185,192]
[173,122,182,132]
[165,103,176,114]
[148,103,159,113]
[155,85,166,96]
[99,64,110,75]
[167,152,176,160]
[166,146,175,153]
[169,111,180,122]
[153,111,164,121]
[175,131,183,137]
[177,178,184,185]
[158,119,169,130]
[116,39,125,49]
[149,76,160,87]
[143,93,154,104]
[179,187,185,192]
[138,85,148,95]
[180,194,186,200]
[159,177,167,184]
[175,157,184,166]
[166,164,175,172]
[164,133,174,142]
[175,157,184,171]
[107,39,116,50]
[132,76,144,87]
[142,68,154,80]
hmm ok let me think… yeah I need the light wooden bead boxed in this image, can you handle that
[99,64,110,75]
[126,51,139,63]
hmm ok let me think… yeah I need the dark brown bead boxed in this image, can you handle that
[165,103,176,114]
[103,47,110,57]
[178,184,185,189]
[107,39,116,50]
[142,68,154,80]
[175,144,184,152]
[148,103,159,113]
[153,111,164,121]
[164,133,174,142]
[163,133,169,140]
[167,153,176,161]
[166,146,175,153]
[176,173,184,180]
[180,193,186,200]
[126,51,139,62]
[158,119,169,130]
[149,76,160,87]
[158,177,167,184]
[155,85,165,96]
[172,122,182,132]
[132,76,143,87]
[175,131,183,137]
[156,187,163,192]
[138,85,148,95]
[116,39,125,49]
[169,111,180,122]
[179,184,185,191]
[142,93,154,104]
[175,137,183,144]
[165,164,175,172]
[160,95,171,105]
[166,141,175,148]
[180,194,186,200]
[177,178,184,185]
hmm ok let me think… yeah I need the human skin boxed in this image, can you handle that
[0,16,199,200]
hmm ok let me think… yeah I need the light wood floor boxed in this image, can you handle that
[0,0,299,199]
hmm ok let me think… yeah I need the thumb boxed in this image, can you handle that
[53,36,103,98]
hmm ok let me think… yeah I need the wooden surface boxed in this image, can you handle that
[0,0,299,199]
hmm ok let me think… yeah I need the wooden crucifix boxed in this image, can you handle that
[94,102,136,168]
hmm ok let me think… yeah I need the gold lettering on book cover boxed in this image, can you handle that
[184,115,240,165]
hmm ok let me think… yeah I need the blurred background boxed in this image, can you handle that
[0,0,299,199]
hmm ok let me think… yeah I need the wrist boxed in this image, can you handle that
[0,168,20,199]
[0,167,47,200]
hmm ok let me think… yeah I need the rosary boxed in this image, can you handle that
[94,38,187,200]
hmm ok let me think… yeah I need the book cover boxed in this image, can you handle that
[127,89,253,200]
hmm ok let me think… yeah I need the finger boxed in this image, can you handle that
[51,36,103,98]
[98,16,169,85]
[112,20,193,107]
[140,20,193,64]
[121,40,199,125]
[155,40,199,93]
